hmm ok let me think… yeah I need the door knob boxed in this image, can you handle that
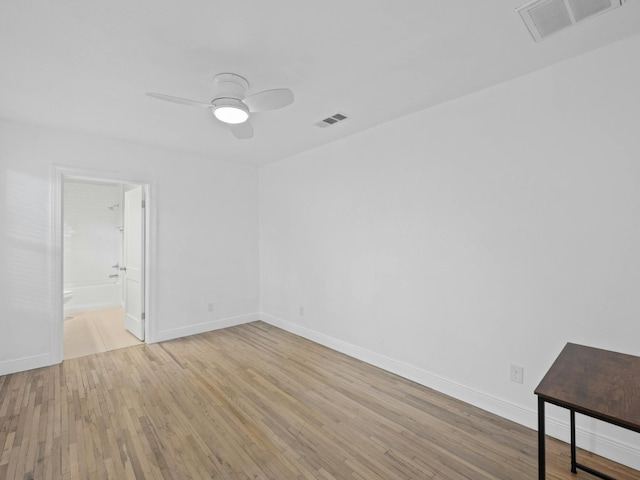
[119,266,127,272]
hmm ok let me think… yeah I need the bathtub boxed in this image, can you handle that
[63,282,122,314]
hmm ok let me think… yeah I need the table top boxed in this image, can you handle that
[535,343,640,431]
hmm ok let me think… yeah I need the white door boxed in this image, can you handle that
[123,186,145,340]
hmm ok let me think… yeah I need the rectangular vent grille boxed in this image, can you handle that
[518,0,623,42]
[315,112,349,128]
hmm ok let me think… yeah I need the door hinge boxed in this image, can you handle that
[142,312,146,320]
[141,200,146,208]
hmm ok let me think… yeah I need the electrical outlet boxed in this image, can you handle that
[207,302,215,312]
[510,364,524,384]
[299,306,304,317]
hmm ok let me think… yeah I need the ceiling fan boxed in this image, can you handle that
[147,73,294,139]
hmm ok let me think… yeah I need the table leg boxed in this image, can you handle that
[570,409,577,474]
[538,396,545,480]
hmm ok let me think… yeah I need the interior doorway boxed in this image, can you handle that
[56,171,151,360]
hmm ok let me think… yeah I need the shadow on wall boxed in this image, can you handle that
[5,170,50,311]
[1,170,51,363]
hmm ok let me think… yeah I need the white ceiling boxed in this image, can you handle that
[1,1,639,166]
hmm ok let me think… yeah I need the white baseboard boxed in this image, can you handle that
[260,313,640,471]
[0,353,55,377]
[0,313,259,376]
[151,312,259,343]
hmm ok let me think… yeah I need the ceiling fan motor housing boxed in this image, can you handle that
[213,73,249,100]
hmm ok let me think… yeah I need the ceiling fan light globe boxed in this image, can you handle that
[213,105,249,124]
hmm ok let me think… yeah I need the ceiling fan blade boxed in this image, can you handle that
[243,88,294,112]
[230,121,254,140]
[146,92,213,108]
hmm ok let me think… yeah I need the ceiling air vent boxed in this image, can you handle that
[518,0,624,42]
[314,112,349,128]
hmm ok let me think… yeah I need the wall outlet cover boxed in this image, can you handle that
[510,364,524,384]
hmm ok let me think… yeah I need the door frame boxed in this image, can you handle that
[51,165,157,363]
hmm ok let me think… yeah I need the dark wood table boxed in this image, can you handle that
[535,343,640,480]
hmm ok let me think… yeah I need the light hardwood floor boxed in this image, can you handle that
[0,321,638,479]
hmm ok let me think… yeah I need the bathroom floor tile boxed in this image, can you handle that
[102,333,143,351]
[93,308,143,348]
[63,306,142,360]
[64,337,107,360]
[64,321,107,359]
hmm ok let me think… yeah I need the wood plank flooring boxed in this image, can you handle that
[0,321,638,479]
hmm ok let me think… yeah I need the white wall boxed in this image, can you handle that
[260,34,640,468]
[0,121,260,375]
